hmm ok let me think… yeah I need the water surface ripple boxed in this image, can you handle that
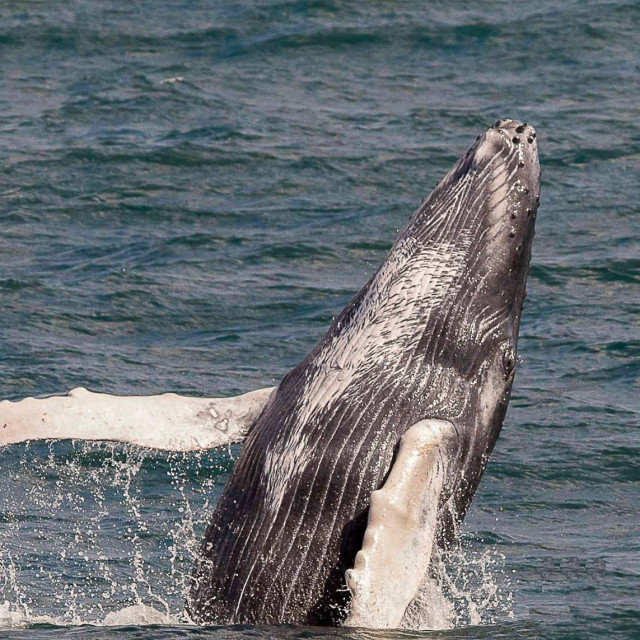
[1,1,638,638]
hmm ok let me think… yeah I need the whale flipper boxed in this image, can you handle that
[0,386,275,451]
[345,419,458,629]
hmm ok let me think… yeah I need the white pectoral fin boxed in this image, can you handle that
[344,418,458,629]
[0,386,276,451]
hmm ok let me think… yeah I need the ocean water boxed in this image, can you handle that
[0,0,638,638]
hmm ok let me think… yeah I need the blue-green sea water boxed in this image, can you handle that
[0,1,638,638]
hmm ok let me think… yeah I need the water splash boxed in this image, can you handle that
[0,440,511,629]
[390,541,512,631]
[0,600,180,629]
[432,543,514,628]
[0,439,231,626]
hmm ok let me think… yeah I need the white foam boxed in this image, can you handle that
[0,440,221,629]
[0,436,512,631]
[101,604,179,626]
[0,600,183,628]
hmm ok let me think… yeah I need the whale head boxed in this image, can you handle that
[400,118,540,540]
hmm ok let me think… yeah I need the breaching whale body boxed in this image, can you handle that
[188,119,541,626]
[0,118,539,628]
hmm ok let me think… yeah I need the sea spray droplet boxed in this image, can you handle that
[0,440,219,623]
[424,542,514,628]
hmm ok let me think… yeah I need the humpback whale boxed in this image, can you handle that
[188,119,540,626]
[0,119,540,629]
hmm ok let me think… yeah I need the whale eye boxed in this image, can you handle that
[501,346,517,378]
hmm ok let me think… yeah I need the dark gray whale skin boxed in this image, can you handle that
[188,119,540,626]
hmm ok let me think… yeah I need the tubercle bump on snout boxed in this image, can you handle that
[472,120,541,254]
[493,118,536,140]
[470,119,539,182]
[487,119,538,154]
